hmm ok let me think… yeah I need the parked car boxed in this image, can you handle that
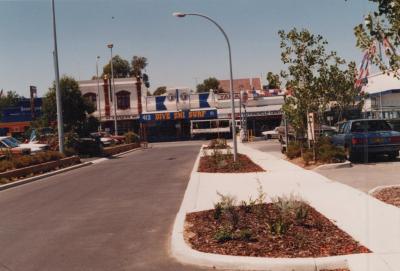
[387,118,400,132]
[90,132,124,146]
[261,127,280,140]
[0,137,31,155]
[331,119,400,161]
[0,136,48,153]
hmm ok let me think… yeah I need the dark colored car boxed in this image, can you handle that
[387,118,400,132]
[331,119,400,161]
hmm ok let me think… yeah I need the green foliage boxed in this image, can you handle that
[102,55,131,78]
[131,56,148,77]
[302,150,314,165]
[316,137,346,163]
[41,76,95,134]
[268,194,309,235]
[0,151,65,173]
[124,131,140,144]
[153,86,167,96]
[0,90,21,119]
[354,0,400,73]
[286,141,302,159]
[196,77,221,93]
[266,72,281,89]
[279,28,358,137]
[235,228,253,241]
[208,138,229,149]
[214,202,223,220]
[214,226,233,243]
[215,192,239,229]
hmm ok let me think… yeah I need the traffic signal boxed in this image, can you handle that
[143,73,150,88]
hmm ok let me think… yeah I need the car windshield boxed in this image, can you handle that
[7,137,22,145]
[351,120,392,133]
[1,138,19,148]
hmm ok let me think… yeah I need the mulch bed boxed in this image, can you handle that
[185,203,370,258]
[373,187,400,207]
[198,153,265,173]
[320,269,350,271]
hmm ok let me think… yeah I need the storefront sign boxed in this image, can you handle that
[140,109,217,122]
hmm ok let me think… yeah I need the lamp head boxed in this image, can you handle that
[107,44,113,49]
[173,12,186,18]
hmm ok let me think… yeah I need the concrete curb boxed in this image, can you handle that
[0,161,92,191]
[368,184,400,195]
[313,161,352,170]
[170,147,354,271]
[110,147,144,158]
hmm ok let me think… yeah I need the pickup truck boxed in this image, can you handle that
[331,119,400,161]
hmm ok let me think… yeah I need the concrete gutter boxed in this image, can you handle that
[313,161,352,170]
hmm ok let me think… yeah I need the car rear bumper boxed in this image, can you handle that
[352,144,400,154]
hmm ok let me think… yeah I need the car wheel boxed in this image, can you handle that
[388,151,399,160]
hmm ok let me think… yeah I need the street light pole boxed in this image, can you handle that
[173,12,238,162]
[96,56,102,131]
[51,0,64,154]
[107,44,118,135]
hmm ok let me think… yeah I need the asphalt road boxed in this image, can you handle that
[0,141,211,271]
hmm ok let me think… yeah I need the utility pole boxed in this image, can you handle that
[51,0,64,154]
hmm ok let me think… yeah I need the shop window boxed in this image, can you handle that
[83,93,97,110]
[116,90,130,110]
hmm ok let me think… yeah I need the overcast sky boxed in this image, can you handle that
[0,0,374,97]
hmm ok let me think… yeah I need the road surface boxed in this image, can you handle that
[0,141,212,271]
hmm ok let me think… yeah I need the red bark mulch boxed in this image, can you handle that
[198,153,265,173]
[185,203,370,258]
[373,187,400,207]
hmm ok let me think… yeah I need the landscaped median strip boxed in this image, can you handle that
[171,140,400,271]
[0,146,143,191]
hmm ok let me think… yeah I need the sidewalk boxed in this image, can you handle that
[172,141,400,271]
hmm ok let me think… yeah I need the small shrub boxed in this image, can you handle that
[214,202,223,220]
[208,138,229,149]
[294,202,309,225]
[216,192,239,229]
[214,226,233,243]
[124,131,140,144]
[268,218,290,235]
[235,228,253,241]
[316,137,346,163]
[302,150,314,165]
[240,200,252,213]
[286,141,301,159]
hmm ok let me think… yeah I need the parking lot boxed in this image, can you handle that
[249,139,400,193]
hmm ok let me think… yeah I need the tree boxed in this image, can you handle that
[354,0,400,73]
[266,72,281,89]
[41,76,95,134]
[131,56,148,77]
[102,55,131,78]
[153,86,167,96]
[0,90,21,119]
[196,77,220,93]
[279,28,355,136]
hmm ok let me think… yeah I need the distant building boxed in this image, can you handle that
[361,72,400,119]
[78,77,143,134]
[218,78,262,93]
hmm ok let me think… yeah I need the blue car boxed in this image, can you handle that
[331,119,400,161]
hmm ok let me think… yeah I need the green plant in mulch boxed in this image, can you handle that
[316,137,346,163]
[207,138,230,149]
[268,194,310,235]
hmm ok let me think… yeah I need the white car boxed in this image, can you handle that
[261,127,280,140]
[1,136,49,153]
